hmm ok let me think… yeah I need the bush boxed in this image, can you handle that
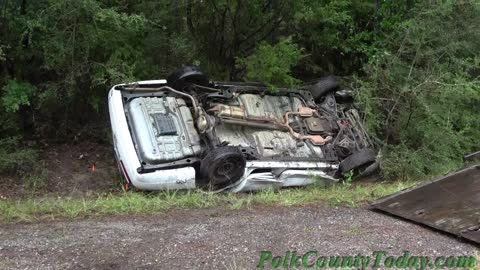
[0,137,38,174]
[2,80,35,113]
[357,1,480,180]
[0,0,478,183]
[236,38,303,91]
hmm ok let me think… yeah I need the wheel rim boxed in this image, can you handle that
[213,155,244,183]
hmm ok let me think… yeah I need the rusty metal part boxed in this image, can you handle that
[209,104,246,119]
[209,104,283,124]
[297,106,315,117]
[344,109,371,149]
[210,104,332,145]
[304,117,338,135]
[303,135,332,145]
[304,117,325,133]
[371,165,480,244]
[210,103,292,132]
[196,115,209,133]
[220,118,288,131]
[282,107,332,145]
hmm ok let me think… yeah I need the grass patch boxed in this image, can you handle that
[0,181,416,223]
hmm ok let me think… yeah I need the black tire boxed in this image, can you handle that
[167,66,209,91]
[334,89,355,104]
[358,160,379,177]
[199,146,246,189]
[310,76,340,102]
[339,148,376,175]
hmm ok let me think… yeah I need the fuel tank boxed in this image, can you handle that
[127,97,201,164]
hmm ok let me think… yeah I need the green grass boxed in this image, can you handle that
[0,181,416,223]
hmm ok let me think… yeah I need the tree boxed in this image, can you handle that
[186,0,298,79]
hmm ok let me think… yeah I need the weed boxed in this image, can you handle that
[343,171,354,186]
[23,164,48,192]
[471,251,480,270]
[0,137,38,174]
[0,181,416,223]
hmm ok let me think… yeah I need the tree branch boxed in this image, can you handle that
[186,0,197,38]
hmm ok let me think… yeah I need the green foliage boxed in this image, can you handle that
[184,0,298,79]
[357,1,480,180]
[0,0,372,139]
[0,181,415,222]
[2,80,35,112]
[0,0,478,182]
[23,163,48,192]
[293,0,376,76]
[0,45,6,61]
[1,0,151,137]
[0,137,38,173]
[343,170,354,186]
[237,38,303,90]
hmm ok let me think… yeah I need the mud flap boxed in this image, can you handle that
[371,165,480,244]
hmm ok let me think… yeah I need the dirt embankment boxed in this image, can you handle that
[0,142,119,199]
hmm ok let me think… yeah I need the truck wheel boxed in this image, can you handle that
[199,146,246,189]
[334,89,355,104]
[339,148,376,176]
[310,76,340,103]
[167,66,209,91]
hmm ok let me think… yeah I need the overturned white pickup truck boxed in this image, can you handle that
[108,66,377,192]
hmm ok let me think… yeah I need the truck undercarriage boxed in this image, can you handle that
[110,66,377,191]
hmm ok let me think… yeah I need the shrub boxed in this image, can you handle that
[2,80,35,113]
[357,1,480,180]
[236,38,303,91]
[0,137,38,174]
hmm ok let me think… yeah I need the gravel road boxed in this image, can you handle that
[0,205,477,269]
